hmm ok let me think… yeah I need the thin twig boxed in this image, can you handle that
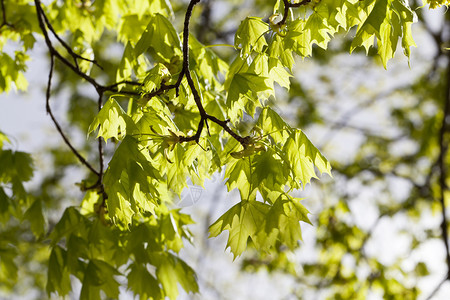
[319,84,412,148]
[39,7,103,70]
[36,0,249,176]
[140,0,249,146]
[35,0,101,89]
[45,55,99,176]
[103,80,141,90]
[0,0,13,29]
[176,0,250,145]
[97,92,105,179]
[35,0,143,101]
[278,0,311,25]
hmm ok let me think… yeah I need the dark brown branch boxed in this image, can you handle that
[39,7,102,70]
[278,0,311,25]
[141,0,248,146]
[0,0,13,29]
[45,54,100,176]
[103,80,141,90]
[97,92,107,208]
[207,115,249,144]
[175,0,250,145]
[35,0,143,97]
[97,92,105,179]
[35,0,101,89]
[37,0,248,171]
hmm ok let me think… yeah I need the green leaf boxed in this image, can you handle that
[268,57,292,89]
[235,17,269,57]
[285,19,313,58]
[304,12,332,49]
[283,130,332,188]
[252,149,286,191]
[392,0,417,59]
[224,157,253,199]
[128,264,163,300]
[148,0,174,17]
[47,246,71,297]
[165,143,209,196]
[104,136,161,226]
[268,35,295,71]
[0,245,18,287]
[256,107,292,144]
[118,14,147,43]
[135,14,182,62]
[142,63,171,93]
[23,199,46,238]
[0,150,34,183]
[209,200,271,258]
[80,260,120,300]
[226,72,272,119]
[116,42,136,83]
[48,207,90,246]
[189,34,228,84]
[0,187,11,223]
[88,97,135,142]
[266,196,312,249]
[152,253,199,299]
[66,235,89,279]
[350,0,416,67]
[0,131,10,149]
[0,52,29,93]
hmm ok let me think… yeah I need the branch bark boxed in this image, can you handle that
[278,0,311,25]
[45,54,100,176]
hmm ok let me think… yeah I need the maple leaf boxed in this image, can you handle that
[88,97,135,142]
[209,200,271,258]
[235,17,269,57]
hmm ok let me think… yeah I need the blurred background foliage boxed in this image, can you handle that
[0,0,449,299]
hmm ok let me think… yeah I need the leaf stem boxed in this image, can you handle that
[204,43,235,48]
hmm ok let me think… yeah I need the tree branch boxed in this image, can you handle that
[425,276,448,300]
[34,0,101,89]
[36,0,250,182]
[39,7,102,70]
[45,54,99,176]
[0,0,13,29]
[177,0,250,145]
[437,43,450,279]
[278,0,311,25]
[140,0,249,146]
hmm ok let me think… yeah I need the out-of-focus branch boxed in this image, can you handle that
[319,85,411,148]
[45,54,100,176]
[424,12,450,300]
[0,0,13,29]
[425,276,448,300]
[39,7,102,70]
[35,0,140,96]
[437,42,450,278]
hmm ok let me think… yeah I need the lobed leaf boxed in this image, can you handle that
[88,97,135,142]
[235,17,269,57]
